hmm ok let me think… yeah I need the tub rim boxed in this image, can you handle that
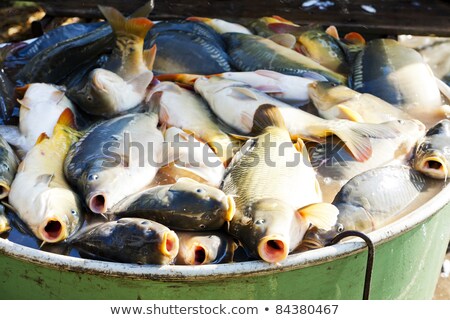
[1,180,450,281]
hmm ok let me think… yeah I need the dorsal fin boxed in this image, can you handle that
[35,133,49,145]
[56,108,76,129]
[251,104,286,135]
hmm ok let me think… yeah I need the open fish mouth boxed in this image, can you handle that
[0,182,10,199]
[38,217,68,243]
[160,231,179,259]
[416,155,449,180]
[258,236,289,263]
[88,192,108,214]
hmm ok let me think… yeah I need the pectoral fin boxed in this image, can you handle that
[297,203,339,230]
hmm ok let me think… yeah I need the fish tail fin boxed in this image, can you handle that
[99,6,153,39]
[307,120,399,162]
[297,203,339,230]
[143,45,157,70]
[251,104,286,134]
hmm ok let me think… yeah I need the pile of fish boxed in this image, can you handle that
[0,2,450,265]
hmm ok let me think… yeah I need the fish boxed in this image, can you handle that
[215,70,315,107]
[223,32,347,84]
[146,30,231,75]
[0,83,78,154]
[64,112,164,214]
[0,204,10,234]
[3,22,104,72]
[310,119,426,202]
[67,6,155,117]
[147,82,235,162]
[0,135,19,199]
[110,177,235,231]
[296,166,428,251]
[249,16,302,38]
[194,76,400,162]
[175,231,237,265]
[144,19,226,49]
[297,29,349,74]
[186,17,252,34]
[14,2,154,86]
[68,68,153,117]
[350,38,449,127]
[308,81,412,123]
[160,126,225,187]
[413,119,450,179]
[0,69,17,125]
[70,218,179,265]
[222,104,338,263]
[8,109,83,243]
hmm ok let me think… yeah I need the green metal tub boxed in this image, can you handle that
[1,182,449,300]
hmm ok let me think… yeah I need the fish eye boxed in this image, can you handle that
[397,120,405,125]
[196,188,205,194]
[336,224,344,233]
[87,95,93,102]
[70,209,78,216]
[0,163,8,171]
[88,174,99,181]
[255,219,265,225]
[199,224,206,229]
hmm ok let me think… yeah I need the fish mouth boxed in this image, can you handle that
[416,156,449,180]
[0,182,10,200]
[88,193,108,214]
[92,72,108,92]
[38,217,67,243]
[225,195,236,222]
[257,236,289,263]
[160,231,179,259]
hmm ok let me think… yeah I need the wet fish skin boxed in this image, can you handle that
[4,22,104,72]
[15,24,114,86]
[222,105,338,263]
[70,218,179,265]
[194,76,400,162]
[223,32,346,84]
[68,68,152,117]
[350,38,445,127]
[0,83,78,154]
[297,166,428,252]
[147,81,234,162]
[0,135,19,199]
[311,119,426,202]
[298,29,349,74]
[8,109,83,243]
[161,126,225,187]
[145,20,226,49]
[64,113,163,214]
[308,81,412,123]
[175,231,237,265]
[0,70,17,125]
[110,178,235,231]
[186,17,252,35]
[146,30,231,75]
[413,119,450,179]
